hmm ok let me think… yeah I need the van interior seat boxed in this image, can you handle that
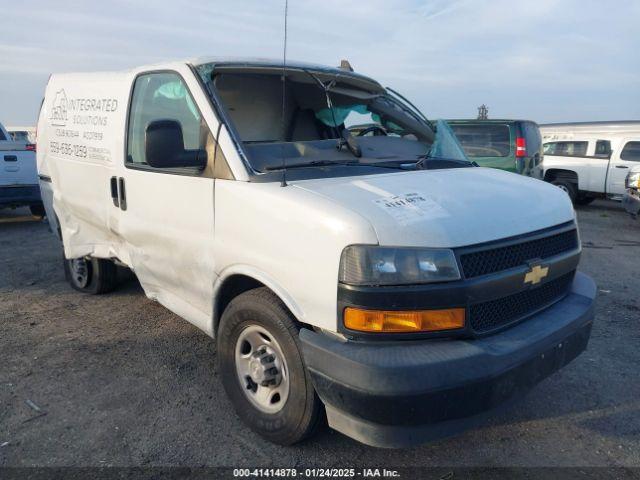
[289,108,322,141]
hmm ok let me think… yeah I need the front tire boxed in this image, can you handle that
[217,288,322,445]
[63,256,118,294]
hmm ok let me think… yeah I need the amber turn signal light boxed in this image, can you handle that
[344,307,465,333]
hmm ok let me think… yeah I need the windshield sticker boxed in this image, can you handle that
[373,192,449,225]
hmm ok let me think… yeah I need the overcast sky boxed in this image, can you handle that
[1,0,638,126]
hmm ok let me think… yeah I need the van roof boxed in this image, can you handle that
[49,57,384,91]
[189,56,383,88]
[55,57,380,85]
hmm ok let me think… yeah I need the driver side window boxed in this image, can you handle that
[126,72,210,170]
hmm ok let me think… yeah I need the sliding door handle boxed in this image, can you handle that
[110,177,119,207]
[118,177,127,211]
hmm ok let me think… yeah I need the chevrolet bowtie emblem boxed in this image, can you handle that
[524,264,549,285]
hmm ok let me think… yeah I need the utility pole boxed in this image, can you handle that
[477,104,489,120]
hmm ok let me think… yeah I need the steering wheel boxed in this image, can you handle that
[357,126,387,137]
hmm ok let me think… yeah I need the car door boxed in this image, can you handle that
[115,71,217,332]
[606,139,640,196]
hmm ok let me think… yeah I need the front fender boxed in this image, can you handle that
[211,264,305,336]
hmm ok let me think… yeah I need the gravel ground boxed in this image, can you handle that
[0,200,638,468]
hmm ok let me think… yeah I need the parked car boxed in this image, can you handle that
[539,121,640,205]
[0,121,44,216]
[446,119,543,176]
[38,57,595,448]
[623,165,640,218]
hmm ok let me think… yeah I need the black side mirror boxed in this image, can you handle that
[145,120,207,169]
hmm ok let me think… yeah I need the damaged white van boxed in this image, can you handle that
[37,58,596,447]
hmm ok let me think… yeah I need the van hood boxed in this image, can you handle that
[291,167,575,248]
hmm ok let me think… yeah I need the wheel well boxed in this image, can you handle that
[544,169,578,184]
[214,274,265,334]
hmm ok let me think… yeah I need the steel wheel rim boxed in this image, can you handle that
[234,324,290,414]
[70,258,90,288]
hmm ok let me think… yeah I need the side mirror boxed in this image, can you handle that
[145,120,207,169]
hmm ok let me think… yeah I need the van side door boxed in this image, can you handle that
[115,70,217,332]
[606,140,640,197]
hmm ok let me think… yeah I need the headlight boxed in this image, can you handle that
[626,172,640,189]
[339,245,461,286]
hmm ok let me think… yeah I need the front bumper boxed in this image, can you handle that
[300,271,596,448]
[623,189,640,217]
[0,184,42,208]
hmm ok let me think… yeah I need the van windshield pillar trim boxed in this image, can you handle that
[188,63,256,178]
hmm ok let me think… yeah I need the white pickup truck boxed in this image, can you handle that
[539,122,640,205]
[0,121,44,216]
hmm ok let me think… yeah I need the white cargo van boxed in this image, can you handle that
[539,121,640,204]
[38,58,596,447]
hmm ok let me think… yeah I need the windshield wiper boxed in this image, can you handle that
[415,154,476,169]
[264,160,360,171]
[264,159,411,172]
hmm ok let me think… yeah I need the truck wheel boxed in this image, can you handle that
[217,288,322,445]
[63,256,118,294]
[551,179,577,203]
[575,195,595,206]
[29,204,46,218]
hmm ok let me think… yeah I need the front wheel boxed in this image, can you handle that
[217,288,322,445]
[63,256,118,294]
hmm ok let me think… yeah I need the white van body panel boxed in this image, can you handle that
[213,180,377,332]
[540,122,640,198]
[37,71,129,259]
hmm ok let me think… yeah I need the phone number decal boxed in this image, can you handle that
[49,141,87,158]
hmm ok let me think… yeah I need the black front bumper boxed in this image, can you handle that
[300,271,596,448]
[623,190,640,217]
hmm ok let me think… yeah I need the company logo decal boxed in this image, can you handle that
[524,264,549,285]
[50,89,69,126]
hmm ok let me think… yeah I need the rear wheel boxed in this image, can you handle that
[29,204,46,218]
[217,288,322,445]
[63,256,118,294]
[575,195,596,206]
[551,179,578,203]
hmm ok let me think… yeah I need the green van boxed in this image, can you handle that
[447,119,542,176]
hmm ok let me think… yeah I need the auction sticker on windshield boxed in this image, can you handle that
[373,192,449,225]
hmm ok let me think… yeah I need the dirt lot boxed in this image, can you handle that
[0,200,639,468]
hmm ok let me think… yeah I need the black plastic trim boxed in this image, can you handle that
[337,248,579,340]
[301,272,596,447]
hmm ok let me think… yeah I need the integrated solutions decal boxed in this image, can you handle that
[48,88,118,162]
